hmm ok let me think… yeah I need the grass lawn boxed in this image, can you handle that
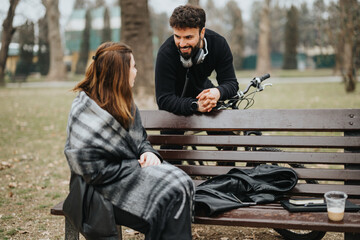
[0,81,359,239]
[235,68,337,78]
[244,81,360,109]
[10,68,358,83]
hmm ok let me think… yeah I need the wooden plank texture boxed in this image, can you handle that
[158,150,360,165]
[148,135,360,148]
[178,165,360,181]
[140,109,360,131]
[194,206,360,233]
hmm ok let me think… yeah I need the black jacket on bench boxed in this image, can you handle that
[195,164,298,216]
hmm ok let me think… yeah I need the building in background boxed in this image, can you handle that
[0,43,20,74]
[64,6,121,72]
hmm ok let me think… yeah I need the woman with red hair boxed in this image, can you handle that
[63,42,194,240]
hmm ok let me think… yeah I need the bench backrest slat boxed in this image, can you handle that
[140,109,360,199]
[158,150,359,165]
[140,109,360,131]
[293,184,360,196]
[177,165,360,181]
[148,135,360,148]
[191,180,360,196]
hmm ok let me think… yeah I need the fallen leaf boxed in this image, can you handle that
[61,180,69,185]
[41,231,50,236]
[0,161,12,170]
[8,182,17,188]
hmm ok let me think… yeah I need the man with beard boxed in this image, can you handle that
[155,4,238,115]
[155,5,239,165]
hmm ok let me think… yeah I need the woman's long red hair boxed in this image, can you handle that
[73,42,135,129]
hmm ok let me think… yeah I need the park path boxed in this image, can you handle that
[238,75,343,84]
[4,76,347,88]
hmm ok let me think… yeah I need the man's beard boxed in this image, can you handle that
[178,39,201,60]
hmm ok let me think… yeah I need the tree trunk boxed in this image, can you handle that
[15,21,35,79]
[333,33,344,76]
[119,0,154,94]
[283,6,298,70]
[0,0,20,86]
[340,0,357,92]
[38,15,50,76]
[75,9,91,74]
[102,7,112,43]
[256,0,271,75]
[42,0,67,81]
[226,0,244,70]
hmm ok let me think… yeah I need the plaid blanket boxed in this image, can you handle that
[64,91,194,239]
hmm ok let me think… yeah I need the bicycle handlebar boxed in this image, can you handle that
[251,73,270,88]
[258,73,270,82]
[241,73,271,96]
[216,73,271,110]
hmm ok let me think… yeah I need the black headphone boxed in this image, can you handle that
[180,37,208,68]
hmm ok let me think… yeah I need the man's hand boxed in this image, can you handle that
[138,152,161,168]
[196,88,220,112]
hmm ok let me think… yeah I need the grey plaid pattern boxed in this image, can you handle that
[64,92,194,238]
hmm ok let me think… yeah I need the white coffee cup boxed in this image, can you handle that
[324,191,348,221]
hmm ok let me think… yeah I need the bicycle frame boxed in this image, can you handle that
[216,73,272,110]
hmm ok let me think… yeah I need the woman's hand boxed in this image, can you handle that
[138,152,161,168]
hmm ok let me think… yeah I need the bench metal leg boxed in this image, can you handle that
[64,217,122,239]
[117,225,122,240]
[65,217,79,240]
[344,132,360,240]
[345,232,360,240]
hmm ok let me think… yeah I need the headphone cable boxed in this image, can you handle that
[180,69,190,98]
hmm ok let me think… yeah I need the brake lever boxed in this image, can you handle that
[257,83,272,92]
[262,83,272,89]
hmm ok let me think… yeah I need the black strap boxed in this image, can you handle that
[180,69,190,98]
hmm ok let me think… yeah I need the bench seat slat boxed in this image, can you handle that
[159,150,359,164]
[178,165,360,181]
[148,135,360,148]
[51,200,360,233]
[194,206,360,233]
[51,201,64,216]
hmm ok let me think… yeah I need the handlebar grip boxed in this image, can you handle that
[259,73,270,82]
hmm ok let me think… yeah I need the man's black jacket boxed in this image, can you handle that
[195,164,298,216]
[155,29,239,115]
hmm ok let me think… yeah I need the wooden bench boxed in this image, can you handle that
[11,74,27,85]
[51,109,360,240]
